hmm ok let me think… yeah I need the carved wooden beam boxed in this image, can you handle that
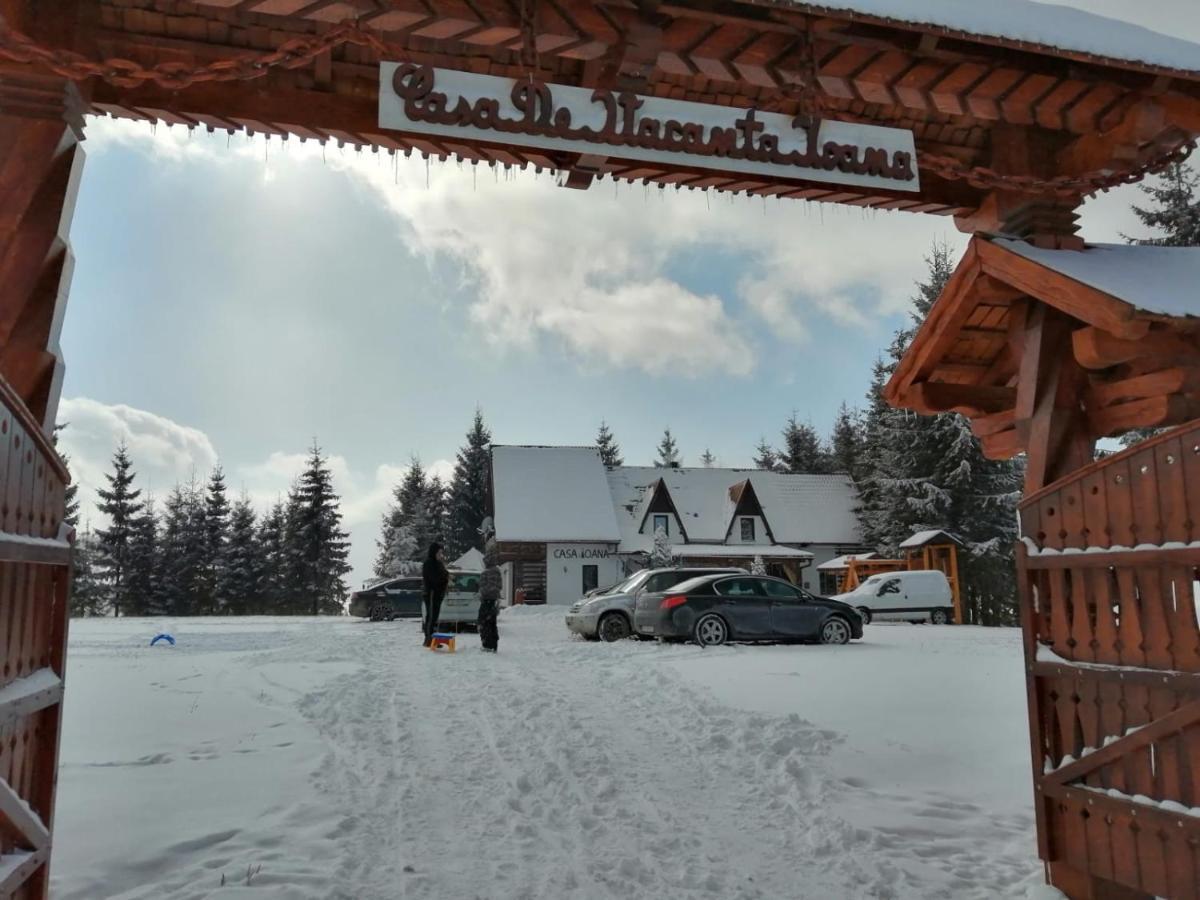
[1087,366,1200,407]
[1088,393,1200,438]
[1073,325,1198,370]
[910,381,1016,416]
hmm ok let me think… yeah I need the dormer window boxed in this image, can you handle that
[653,514,670,536]
[740,517,756,542]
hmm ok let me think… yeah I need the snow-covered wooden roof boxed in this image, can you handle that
[996,240,1200,321]
[491,446,622,543]
[817,551,877,571]
[770,2,1200,77]
[898,529,961,549]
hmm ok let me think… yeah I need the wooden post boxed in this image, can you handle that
[0,67,87,434]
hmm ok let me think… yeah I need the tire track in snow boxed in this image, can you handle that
[291,613,1039,899]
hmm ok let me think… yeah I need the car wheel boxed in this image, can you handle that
[820,617,852,645]
[694,614,728,647]
[370,603,391,622]
[597,612,632,643]
[931,608,950,625]
[856,607,872,625]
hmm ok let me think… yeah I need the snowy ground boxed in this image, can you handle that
[51,610,1049,899]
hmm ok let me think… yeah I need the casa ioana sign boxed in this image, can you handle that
[379,63,919,192]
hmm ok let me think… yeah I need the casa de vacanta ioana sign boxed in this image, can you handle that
[379,63,919,192]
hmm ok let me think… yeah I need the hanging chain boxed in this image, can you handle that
[518,0,541,77]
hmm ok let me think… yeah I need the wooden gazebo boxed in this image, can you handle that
[1,0,1200,897]
[887,240,1200,899]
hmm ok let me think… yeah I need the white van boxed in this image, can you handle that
[835,571,954,625]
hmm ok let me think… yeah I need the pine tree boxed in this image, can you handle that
[158,482,207,616]
[752,438,781,472]
[700,448,717,468]
[780,414,830,474]
[858,241,1023,625]
[223,497,260,615]
[257,500,290,614]
[291,441,351,615]
[96,443,144,617]
[830,403,864,477]
[52,423,79,529]
[124,498,160,616]
[70,528,107,617]
[655,428,681,467]
[377,457,436,577]
[651,524,673,567]
[446,409,493,558]
[379,522,420,578]
[750,555,767,576]
[1129,163,1200,247]
[596,421,623,468]
[424,474,449,552]
[202,466,230,614]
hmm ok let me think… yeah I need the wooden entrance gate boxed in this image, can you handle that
[0,380,70,899]
[1021,422,1200,899]
[1,0,1200,896]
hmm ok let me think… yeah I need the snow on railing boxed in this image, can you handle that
[1035,644,1194,680]
[1020,536,1200,557]
[1075,784,1200,820]
[1043,724,1145,774]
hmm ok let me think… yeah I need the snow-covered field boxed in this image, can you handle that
[51,610,1049,899]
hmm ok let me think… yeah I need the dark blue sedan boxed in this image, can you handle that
[633,574,863,646]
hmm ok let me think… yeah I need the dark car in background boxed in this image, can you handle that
[348,576,423,621]
[634,574,863,647]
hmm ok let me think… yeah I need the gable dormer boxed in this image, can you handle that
[637,478,689,542]
[724,479,776,545]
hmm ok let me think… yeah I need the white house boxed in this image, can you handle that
[489,445,866,605]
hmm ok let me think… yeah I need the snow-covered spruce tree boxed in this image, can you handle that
[202,465,230,614]
[1129,162,1200,248]
[257,500,290,614]
[52,424,80,529]
[379,522,420,577]
[377,457,437,576]
[651,524,674,568]
[446,409,492,558]
[860,241,1023,625]
[123,498,160,616]
[751,555,767,576]
[655,428,681,467]
[780,414,831,474]
[223,496,261,615]
[700,448,717,468]
[596,420,623,468]
[855,357,894,551]
[752,438,781,472]
[96,442,144,618]
[70,528,107,617]
[829,403,865,478]
[291,442,351,615]
[424,474,449,551]
[158,481,207,616]
[1119,163,1200,447]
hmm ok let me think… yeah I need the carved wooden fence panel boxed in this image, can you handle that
[0,379,71,900]
[1020,420,1200,899]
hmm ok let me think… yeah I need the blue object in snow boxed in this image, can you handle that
[150,633,176,647]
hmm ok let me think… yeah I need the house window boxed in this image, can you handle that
[653,514,670,536]
[740,517,755,542]
[582,565,599,594]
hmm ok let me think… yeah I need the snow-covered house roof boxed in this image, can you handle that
[491,446,622,543]
[767,2,1200,77]
[898,529,961,549]
[817,552,877,572]
[995,241,1200,321]
[608,466,862,553]
[678,545,814,560]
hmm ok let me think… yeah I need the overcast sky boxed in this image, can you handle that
[58,1,1200,586]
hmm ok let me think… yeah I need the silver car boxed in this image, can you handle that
[565,567,745,642]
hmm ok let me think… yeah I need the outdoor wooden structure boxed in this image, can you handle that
[839,529,963,621]
[887,240,1200,897]
[0,0,1199,896]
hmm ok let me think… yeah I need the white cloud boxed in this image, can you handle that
[58,396,451,583]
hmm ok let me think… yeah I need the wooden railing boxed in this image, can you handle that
[0,377,71,900]
[1019,420,1200,899]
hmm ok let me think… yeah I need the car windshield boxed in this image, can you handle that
[614,572,649,594]
[663,574,719,594]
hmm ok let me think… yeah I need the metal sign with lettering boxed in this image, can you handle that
[379,63,920,192]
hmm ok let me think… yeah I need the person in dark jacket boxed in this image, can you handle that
[477,537,502,652]
[421,543,449,647]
